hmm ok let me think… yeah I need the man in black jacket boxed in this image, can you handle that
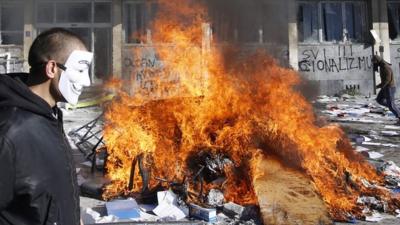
[0,28,93,225]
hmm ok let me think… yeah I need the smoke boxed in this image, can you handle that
[204,0,322,99]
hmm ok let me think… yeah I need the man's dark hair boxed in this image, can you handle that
[28,28,86,74]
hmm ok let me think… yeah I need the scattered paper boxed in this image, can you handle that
[362,142,381,146]
[383,161,400,177]
[384,125,400,130]
[157,190,178,205]
[355,146,369,152]
[132,211,160,221]
[153,202,186,220]
[382,143,399,148]
[367,151,384,159]
[381,130,399,136]
[81,208,101,224]
[365,212,384,222]
[362,136,372,142]
[97,215,118,223]
[106,198,140,219]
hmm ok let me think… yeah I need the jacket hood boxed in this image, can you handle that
[0,73,55,119]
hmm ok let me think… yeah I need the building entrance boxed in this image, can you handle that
[35,0,112,83]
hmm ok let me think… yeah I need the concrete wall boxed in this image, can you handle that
[240,44,289,67]
[298,44,374,96]
[112,0,123,78]
[121,42,289,98]
[0,46,24,74]
[7,0,392,98]
[23,0,34,72]
[122,45,182,98]
[390,44,400,93]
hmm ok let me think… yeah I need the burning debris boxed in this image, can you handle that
[75,0,400,224]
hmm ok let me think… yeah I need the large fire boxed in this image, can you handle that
[102,0,400,221]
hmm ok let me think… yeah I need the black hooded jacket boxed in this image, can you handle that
[0,73,80,225]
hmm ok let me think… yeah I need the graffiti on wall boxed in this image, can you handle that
[124,56,159,92]
[298,45,372,73]
[123,47,181,97]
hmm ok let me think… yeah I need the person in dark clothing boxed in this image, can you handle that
[373,55,400,124]
[0,28,93,225]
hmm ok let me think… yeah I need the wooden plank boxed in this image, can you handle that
[252,154,333,225]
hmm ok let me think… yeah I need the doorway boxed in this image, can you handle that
[35,0,112,83]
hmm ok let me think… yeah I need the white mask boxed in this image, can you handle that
[58,50,93,105]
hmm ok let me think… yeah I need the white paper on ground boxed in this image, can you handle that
[355,146,369,152]
[381,130,399,136]
[97,215,118,223]
[105,198,140,219]
[153,202,186,220]
[81,208,100,224]
[130,211,160,221]
[368,151,384,159]
[384,125,400,130]
[382,143,399,148]
[362,136,372,142]
[362,142,382,146]
[106,198,139,210]
[317,96,338,103]
[384,161,400,177]
[365,212,384,222]
[157,190,178,205]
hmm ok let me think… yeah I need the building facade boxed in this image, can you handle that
[0,0,398,96]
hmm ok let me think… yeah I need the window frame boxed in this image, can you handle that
[35,0,112,28]
[387,0,400,43]
[0,1,24,46]
[297,0,369,45]
[123,0,158,45]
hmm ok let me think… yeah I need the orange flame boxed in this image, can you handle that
[103,0,399,220]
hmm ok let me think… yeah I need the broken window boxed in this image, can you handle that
[322,3,343,42]
[298,2,319,42]
[298,0,367,43]
[124,1,157,44]
[344,2,367,42]
[388,1,400,40]
[0,2,24,45]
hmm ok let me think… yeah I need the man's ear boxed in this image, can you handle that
[45,60,58,79]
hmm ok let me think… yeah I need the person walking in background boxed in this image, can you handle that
[373,55,400,125]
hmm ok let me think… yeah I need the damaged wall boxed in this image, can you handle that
[2,0,399,98]
[0,46,24,74]
[121,0,290,97]
[291,0,395,97]
[298,44,374,96]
